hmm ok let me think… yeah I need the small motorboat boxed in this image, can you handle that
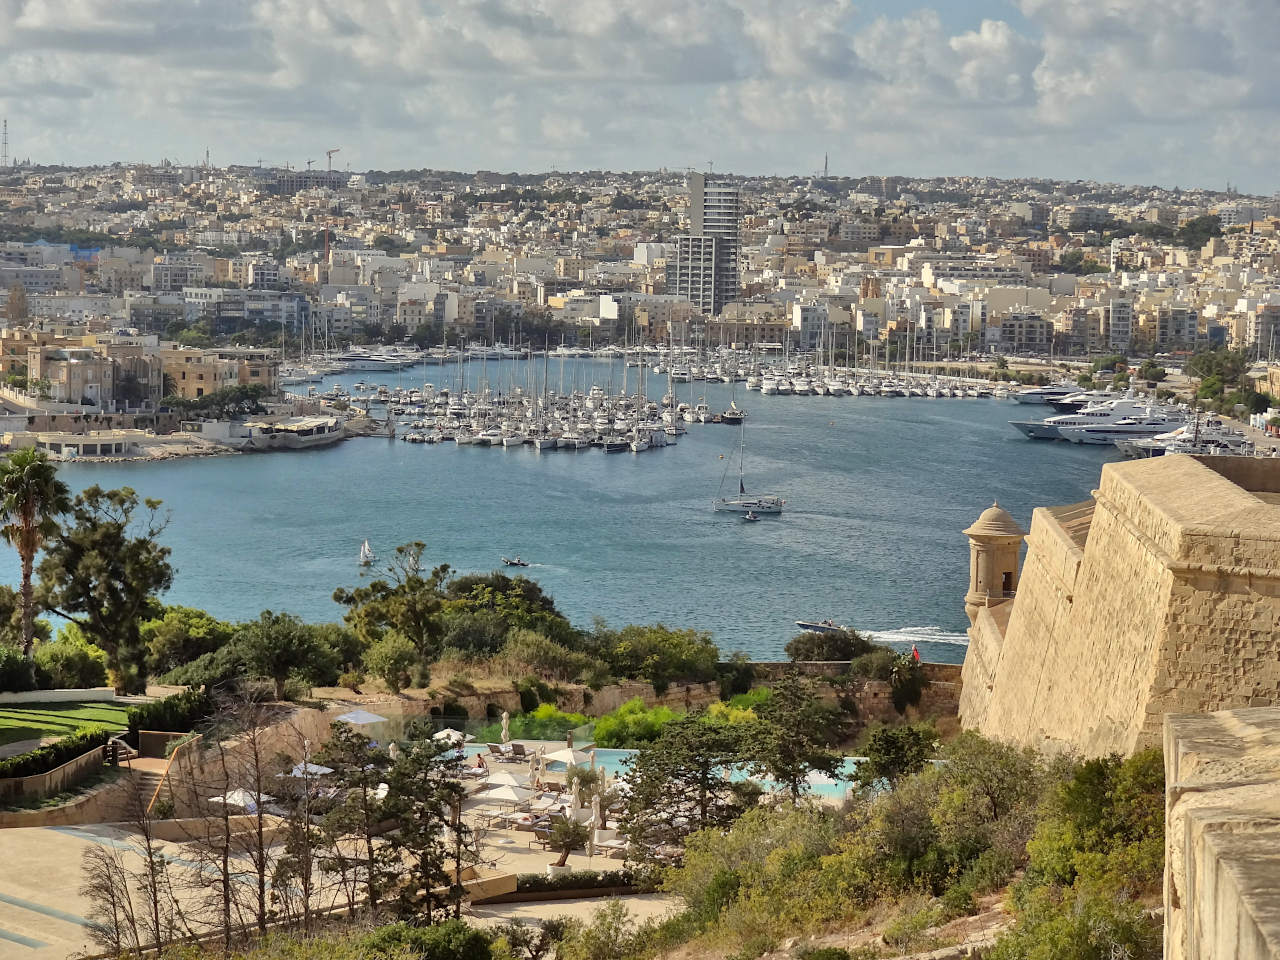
[742,511,761,522]
[795,618,849,634]
[502,556,530,567]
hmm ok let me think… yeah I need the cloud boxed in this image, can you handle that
[0,0,1274,191]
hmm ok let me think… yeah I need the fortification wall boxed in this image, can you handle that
[1164,708,1280,960]
[961,456,1280,757]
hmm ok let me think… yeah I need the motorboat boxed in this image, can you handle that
[742,511,761,522]
[1010,383,1081,405]
[795,619,850,634]
[1056,408,1187,444]
[501,556,530,567]
[1009,398,1175,441]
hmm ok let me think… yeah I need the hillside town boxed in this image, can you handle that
[1,163,1280,459]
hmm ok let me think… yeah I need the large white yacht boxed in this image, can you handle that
[1056,407,1187,444]
[1009,397,1177,441]
[1011,383,1083,405]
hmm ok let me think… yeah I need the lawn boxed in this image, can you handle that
[0,701,132,750]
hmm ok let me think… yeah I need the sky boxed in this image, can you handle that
[0,0,1277,193]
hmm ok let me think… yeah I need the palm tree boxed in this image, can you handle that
[0,448,70,658]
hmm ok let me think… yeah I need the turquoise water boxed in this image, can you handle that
[464,744,861,799]
[2,360,1119,663]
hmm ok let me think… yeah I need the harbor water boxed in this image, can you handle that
[5,360,1120,664]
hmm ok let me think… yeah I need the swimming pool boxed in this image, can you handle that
[464,744,863,799]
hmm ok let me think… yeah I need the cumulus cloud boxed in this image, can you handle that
[0,0,1274,190]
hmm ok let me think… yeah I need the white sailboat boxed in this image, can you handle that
[714,422,784,515]
[359,539,375,566]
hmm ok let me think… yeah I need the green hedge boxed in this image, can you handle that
[126,688,216,739]
[515,869,646,893]
[0,726,112,779]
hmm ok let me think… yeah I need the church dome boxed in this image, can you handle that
[963,501,1026,538]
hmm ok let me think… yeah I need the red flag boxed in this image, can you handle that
[911,644,920,662]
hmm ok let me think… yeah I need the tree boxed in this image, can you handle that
[621,714,755,851]
[334,543,446,659]
[858,724,936,786]
[548,816,590,868]
[785,628,875,662]
[235,610,335,700]
[745,671,846,800]
[316,721,398,918]
[38,486,172,693]
[0,583,50,649]
[141,605,235,675]
[6,282,27,322]
[363,632,418,694]
[0,448,70,658]
[383,737,467,921]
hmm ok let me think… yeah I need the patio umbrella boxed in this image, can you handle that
[570,779,582,814]
[484,784,533,804]
[487,770,530,788]
[591,793,602,829]
[432,728,475,744]
[335,709,388,726]
[527,755,538,780]
[500,711,511,743]
[544,747,592,766]
[210,788,273,810]
[588,749,597,773]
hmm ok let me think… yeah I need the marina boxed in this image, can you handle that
[0,360,1122,664]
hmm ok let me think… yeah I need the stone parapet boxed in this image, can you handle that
[1164,708,1280,960]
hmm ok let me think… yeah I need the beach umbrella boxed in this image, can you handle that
[570,779,582,814]
[591,793,602,829]
[335,709,388,726]
[432,728,475,744]
[484,784,533,804]
[588,749,597,773]
[487,770,530,788]
[545,747,592,766]
[500,710,511,743]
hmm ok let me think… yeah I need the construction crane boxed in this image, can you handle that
[326,147,341,171]
[305,158,315,170]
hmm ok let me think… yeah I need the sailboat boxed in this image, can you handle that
[359,540,375,566]
[714,422,784,514]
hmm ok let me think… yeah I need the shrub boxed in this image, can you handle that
[592,698,680,748]
[785,629,876,662]
[0,645,37,693]
[126,688,215,739]
[475,703,586,743]
[360,919,492,960]
[858,723,936,785]
[498,629,608,683]
[515,869,642,893]
[716,652,755,699]
[799,949,856,960]
[846,648,895,680]
[0,726,113,779]
[515,676,557,712]
[34,634,108,689]
[888,654,926,712]
[363,633,418,694]
[337,670,364,692]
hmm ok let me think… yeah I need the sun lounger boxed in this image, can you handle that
[509,743,528,759]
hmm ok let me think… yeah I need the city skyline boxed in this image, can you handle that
[0,0,1277,193]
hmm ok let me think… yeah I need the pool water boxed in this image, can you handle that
[464,744,862,799]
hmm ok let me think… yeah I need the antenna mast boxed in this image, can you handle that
[1,119,8,169]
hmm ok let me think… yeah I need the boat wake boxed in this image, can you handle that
[868,625,969,648]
